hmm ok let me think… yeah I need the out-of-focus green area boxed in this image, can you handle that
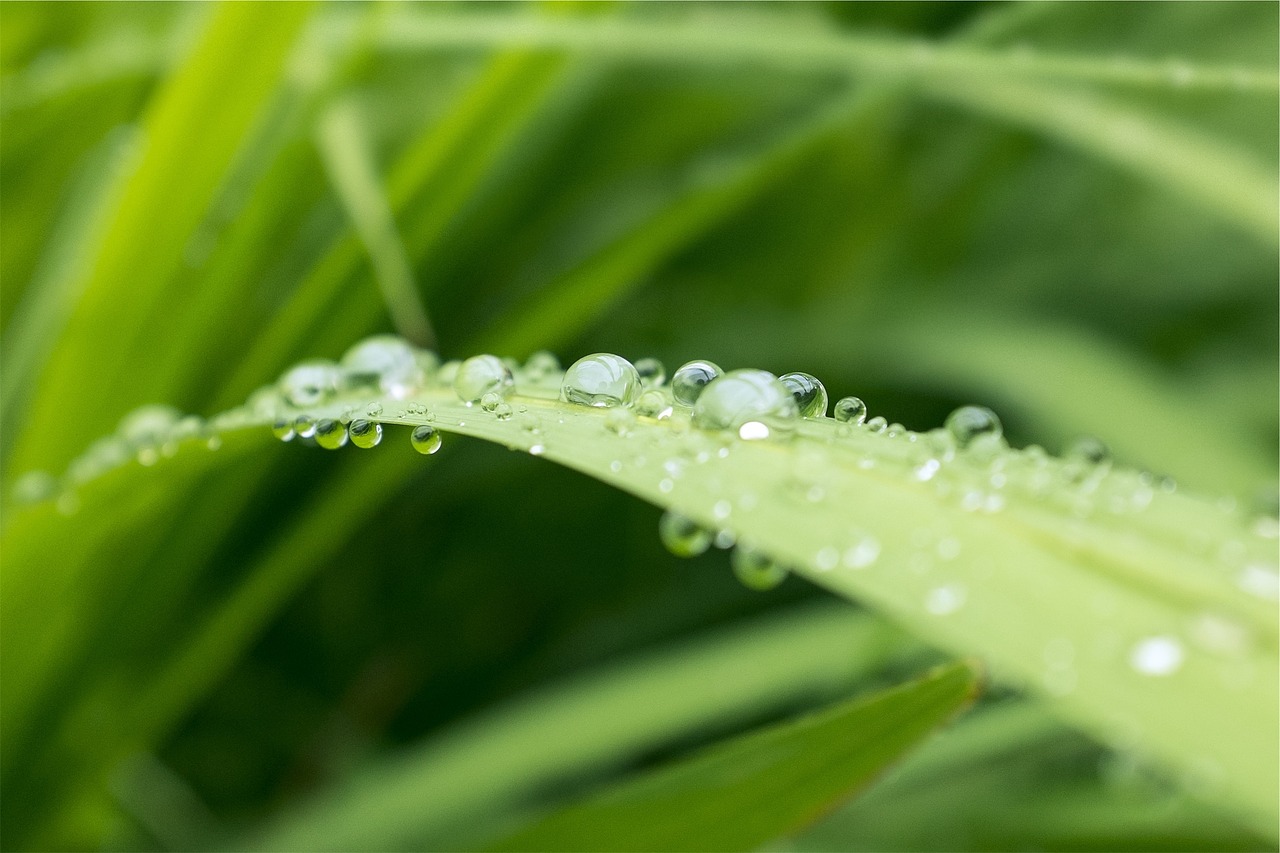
[1,2,1275,850]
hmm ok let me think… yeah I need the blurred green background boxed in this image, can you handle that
[1,2,1276,850]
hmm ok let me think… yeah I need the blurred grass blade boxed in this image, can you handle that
[316,97,435,348]
[248,605,918,851]
[485,660,980,852]
[10,2,313,474]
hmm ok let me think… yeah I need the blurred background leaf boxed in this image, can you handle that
[1,1,1275,850]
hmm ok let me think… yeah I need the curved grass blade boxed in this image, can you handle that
[484,660,980,853]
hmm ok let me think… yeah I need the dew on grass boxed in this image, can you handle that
[561,353,641,407]
[272,419,295,441]
[779,372,828,418]
[659,511,712,557]
[1129,635,1184,676]
[340,335,424,398]
[945,405,1002,449]
[635,357,666,388]
[314,419,347,450]
[671,360,723,406]
[349,419,382,449]
[411,424,442,455]
[692,369,798,440]
[279,360,340,407]
[454,355,513,403]
[731,543,788,590]
[833,396,866,425]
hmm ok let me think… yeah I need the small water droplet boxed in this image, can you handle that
[1129,636,1183,676]
[523,350,561,381]
[605,407,635,435]
[1066,436,1111,466]
[349,419,382,449]
[815,547,839,571]
[865,416,887,433]
[712,499,732,520]
[636,388,672,418]
[494,402,513,420]
[454,355,513,403]
[279,360,341,407]
[271,419,296,442]
[411,425,442,455]
[671,360,723,406]
[635,357,666,387]
[294,415,317,439]
[528,443,545,456]
[314,419,348,450]
[732,543,788,590]
[659,511,712,557]
[779,372,828,418]
[945,405,1002,449]
[561,353,641,407]
[843,536,880,569]
[833,396,866,425]
[340,335,425,398]
[480,391,503,412]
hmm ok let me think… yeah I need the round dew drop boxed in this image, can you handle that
[118,404,182,445]
[671,360,723,406]
[731,543,788,591]
[340,334,425,398]
[454,355,513,403]
[279,360,341,407]
[561,353,641,407]
[635,389,672,418]
[480,391,503,413]
[523,350,561,381]
[779,372,828,418]
[1129,635,1184,677]
[1066,436,1111,466]
[294,415,317,439]
[692,369,798,439]
[271,419,296,442]
[833,396,866,425]
[635,357,666,388]
[411,424,442,455]
[659,511,712,557]
[348,419,382,449]
[865,416,888,433]
[314,419,348,450]
[945,405,1002,449]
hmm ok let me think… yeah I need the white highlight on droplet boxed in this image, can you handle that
[1129,635,1184,677]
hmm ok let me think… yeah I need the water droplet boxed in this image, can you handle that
[692,369,798,439]
[659,511,711,557]
[778,372,828,418]
[1066,436,1111,466]
[314,419,348,450]
[561,353,641,407]
[367,402,383,417]
[480,391,503,412]
[117,405,181,446]
[925,583,967,615]
[454,355,513,403]
[349,419,382,449]
[494,402,513,420]
[410,424,443,455]
[865,416,887,433]
[279,360,341,407]
[1129,636,1184,676]
[635,357,666,387]
[945,405,1002,449]
[528,443,545,456]
[605,407,635,435]
[833,396,866,425]
[671,360,723,406]
[294,415,317,439]
[340,335,424,398]
[635,388,672,418]
[272,419,296,442]
[732,543,788,591]
[523,350,561,381]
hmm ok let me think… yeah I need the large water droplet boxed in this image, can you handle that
[671,360,723,406]
[561,353,641,407]
[340,335,425,398]
[454,355,513,403]
[280,360,341,407]
[692,369,798,440]
[659,511,712,557]
[411,424,442,455]
[314,419,348,450]
[731,543,788,590]
[349,419,382,449]
[945,405,1002,449]
[779,372,828,418]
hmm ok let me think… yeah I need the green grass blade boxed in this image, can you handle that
[485,660,980,852]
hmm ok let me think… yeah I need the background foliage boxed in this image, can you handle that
[1,2,1276,850]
